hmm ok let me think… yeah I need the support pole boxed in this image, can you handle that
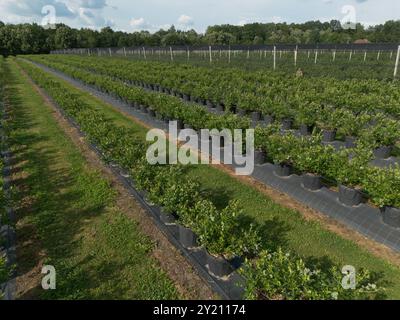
[394,45,400,78]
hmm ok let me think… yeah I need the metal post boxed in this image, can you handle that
[314,50,318,64]
[394,45,400,78]
[209,46,212,63]
[273,46,276,70]
[170,47,173,61]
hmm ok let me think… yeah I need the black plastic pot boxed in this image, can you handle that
[216,103,225,113]
[263,115,274,125]
[140,105,148,113]
[207,254,233,278]
[183,94,190,101]
[345,136,357,148]
[254,150,266,165]
[206,100,214,108]
[237,109,246,117]
[373,146,393,159]
[178,225,199,249]
[281,119,293,130]
[176,119,184,130]
[155,111,162,120]
[148,109,156,118]
[302,174,322,191]
[322,129,337,142]
[160,210,176,225]
[229,106,237,114]
[382,206,400,228]
[338,184,362,206]
[299,124,313,136]
[251,111,261,122]
[274,163,292,177]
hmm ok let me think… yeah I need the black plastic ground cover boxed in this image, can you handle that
[25,72,246,300]
[29,61,400,254]
[0,112,17,300]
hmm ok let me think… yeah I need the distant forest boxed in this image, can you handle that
[1,20,400,55]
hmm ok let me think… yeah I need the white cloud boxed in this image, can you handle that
[79,7,114,28]
[129,17,172,32]
[79,0,108,9]
[178,14,193,26]
[0,0,75,18]
[129,17,150,30]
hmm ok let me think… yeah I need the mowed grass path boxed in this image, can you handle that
[21,58,400,299]
[6,59,179,299]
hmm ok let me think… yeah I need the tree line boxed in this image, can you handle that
[1,20,399,56]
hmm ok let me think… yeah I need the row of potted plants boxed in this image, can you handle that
[18,58,382,300]
[41,54,400,119]
[254,125,400,226]
[34,55,400,155]
[29,56,400,226]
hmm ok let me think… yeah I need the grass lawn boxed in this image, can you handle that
[19,57,400,299]
[5,59,179,299]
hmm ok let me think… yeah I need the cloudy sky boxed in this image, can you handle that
[0,0,398,32]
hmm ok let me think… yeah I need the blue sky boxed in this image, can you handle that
[0,0,399,32]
